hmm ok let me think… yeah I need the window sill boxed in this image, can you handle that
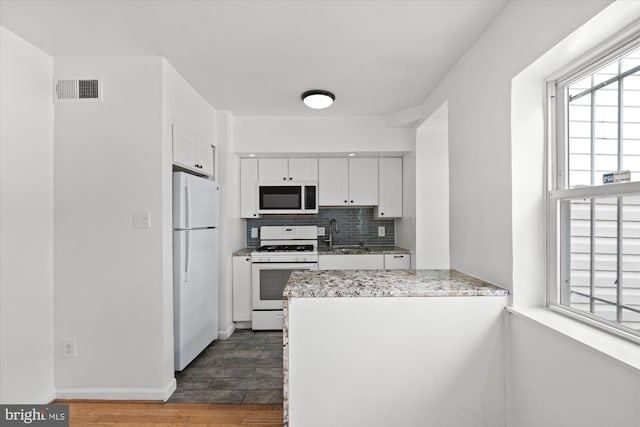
[506,306,640,372]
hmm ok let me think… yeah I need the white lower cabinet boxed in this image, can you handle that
[319,254,384,270]
[384,253,411,269]
[232,255,252,322]
[252,310,284,330]
[319,253,411,270]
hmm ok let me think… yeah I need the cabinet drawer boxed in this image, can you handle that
[252,311,283,331]
[319,254,384,270]
[384,253,410,270]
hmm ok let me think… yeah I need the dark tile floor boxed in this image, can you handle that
[168,329,284,404]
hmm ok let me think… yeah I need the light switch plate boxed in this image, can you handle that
[317,227,325,236]
[133,211,151,229]
[251,228,258,238]
[378,226,386,237]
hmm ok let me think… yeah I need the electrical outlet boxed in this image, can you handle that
[317,227,325,236]
[133,211,151,229]
[378,226,386,237]
[251,228,258,238]
[62,338,77,358]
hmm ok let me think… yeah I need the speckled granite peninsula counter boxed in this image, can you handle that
[284,269,508,299]
[283,269,509,427]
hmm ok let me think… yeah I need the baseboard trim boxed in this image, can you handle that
[218,323,236,340]
[42,389,56,404]
[56,379,177,402]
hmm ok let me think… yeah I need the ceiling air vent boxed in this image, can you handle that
[54,77,102,103]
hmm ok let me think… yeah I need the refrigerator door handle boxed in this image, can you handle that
[185,183,191,229]
[184,230,191,284]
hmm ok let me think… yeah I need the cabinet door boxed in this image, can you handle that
[319,158,349,206]
[196,144,214,177]
[349,158,379,205]
[258,158,288,182]
[232,256,252,322]
[318,254,384,270]
[172,129,198,171]
[288,158,318,181]
[240,158,259,218]
[384,253,410,269]
[376,157,402,218]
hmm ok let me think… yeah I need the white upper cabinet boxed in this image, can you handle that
[258,158,288,181]
[348,158,378,205]
[172,125,214,177]
[172,130,197,170]
[375,157,402,218]
[165,62,215,178]
[319,158,349,206]
[240,158,259,218]
[196,144,214,176]
[319,157,379,206]
[288,158,318,181]
[259,158,318,182]
[245,155,401,212]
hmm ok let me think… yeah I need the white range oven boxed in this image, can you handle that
[251,226,318,330]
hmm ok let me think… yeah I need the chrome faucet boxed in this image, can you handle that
[325,219,340,247]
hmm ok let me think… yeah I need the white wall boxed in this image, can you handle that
[215,111,246,338]
[234,115,413,154]
[54,56,174,399]
[394,0,616,290]
[0,26,55,404]
[506,2,640,426]
[415,102,450,269]
[507,313,640,427]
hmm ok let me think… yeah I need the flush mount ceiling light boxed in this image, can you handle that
[301,90,335,110]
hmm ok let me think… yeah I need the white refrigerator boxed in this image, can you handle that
[173,172,219,371]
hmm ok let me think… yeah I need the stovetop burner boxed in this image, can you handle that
[257,244,314,253]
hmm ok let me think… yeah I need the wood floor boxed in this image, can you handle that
[62,401,283,426]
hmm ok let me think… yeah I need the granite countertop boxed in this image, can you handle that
[318,245,410,255]
[284,269,508,298]
[232,247,255,257]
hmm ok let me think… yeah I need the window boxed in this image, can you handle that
[548,34,640,341]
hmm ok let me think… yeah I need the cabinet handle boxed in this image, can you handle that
[344,200,348,204]
[394,255,404,258]
[350,200,354,203]
[381,212,384,216]
[245,257,250,261]
[253,214,257,217]
[289,177,293,180]
[283,177,286,180]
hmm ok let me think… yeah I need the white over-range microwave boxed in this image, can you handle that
[257,181,318,214]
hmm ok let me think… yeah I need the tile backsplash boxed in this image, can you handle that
[246,207,395,248]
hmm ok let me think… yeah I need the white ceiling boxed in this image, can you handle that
[0,0,507,117]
